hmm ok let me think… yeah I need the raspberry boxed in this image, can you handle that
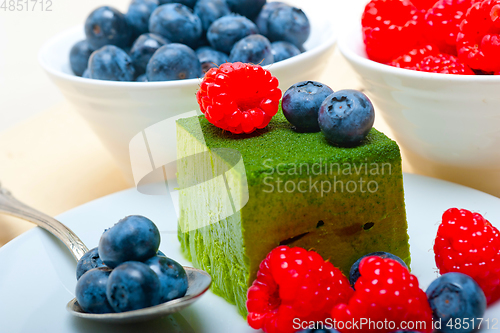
[411,0,439,9]
[389,44,438,69]
[424,0,476,55]
[457,0,500,72]
[362,0,424,63]
[331,256,433,333]
[246,246,353,333]
[196,62,281,134]
[416,53,475,73]
[434,208,500,305]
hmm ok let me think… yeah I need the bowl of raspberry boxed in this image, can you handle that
[338,0,500,197]
[38,0,337,183]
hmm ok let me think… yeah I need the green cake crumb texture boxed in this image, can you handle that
[176,109,410,317]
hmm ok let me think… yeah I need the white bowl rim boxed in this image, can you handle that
[39,24,337,89]
[338,25,500,84]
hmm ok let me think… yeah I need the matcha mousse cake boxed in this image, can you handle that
[176,110,410,316]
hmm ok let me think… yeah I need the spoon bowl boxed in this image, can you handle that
[0,185,211,323]
[67,267,211,323]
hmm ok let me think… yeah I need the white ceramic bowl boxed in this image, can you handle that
[39,0,337,184]
[338,21,500,197]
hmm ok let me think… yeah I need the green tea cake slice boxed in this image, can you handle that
[176,111,410,316]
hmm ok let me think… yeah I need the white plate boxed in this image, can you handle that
[1,173,500,333]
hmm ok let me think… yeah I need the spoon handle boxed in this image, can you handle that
[0,186,88,261]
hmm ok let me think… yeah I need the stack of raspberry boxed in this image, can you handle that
[247,246,433,333]
[362,0,500,75]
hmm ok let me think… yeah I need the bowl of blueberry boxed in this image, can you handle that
[338,0,500,197]
[39,0,336,181]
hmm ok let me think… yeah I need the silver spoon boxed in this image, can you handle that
[0,185,211,324]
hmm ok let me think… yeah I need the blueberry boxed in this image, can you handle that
[158,0,197,9]
[282,81,333,133]
[106,261,161,312]
[149,4,202,49]
[76,247,106,280]
[126,0,159,41]
[349,252,408,289]
[98,215,160,268]
[88,45,135,81]
[271,41,300,63]
[145,256,188,303]
[146,43,202,81]
[194,0,231,33]
[130,33,168,75]
[84,6,131,50]
[196,46,228,73]
[157,250,166,257]
[267,6,310,48]
[426,272,486,333]
[207,14,258,53]
[69,40,94,77]
[136,74,148,82]
[255,2,287,37]
[318,90,375,146]
[229,34,273,65]
[225,0,266,20]
[75,267,114,314]
[82,69,90,78]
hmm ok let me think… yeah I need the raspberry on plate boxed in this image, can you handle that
[348,251,408,288]
[389,44,438,69]
[196,62,282,134]
[416,53,474,73]
[424,0,475,55]
[457,0,500,72]
[246,246,353,333]
[434,208,500,305]
[331,256,433,333]
[362,0,424,63]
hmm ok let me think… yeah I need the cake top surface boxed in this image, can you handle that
[177,109,401,179]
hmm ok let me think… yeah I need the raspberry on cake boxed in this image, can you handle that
[196,62,281,134]
[434,208,500,305]
[247,246,353,333]
[331,256,433,333]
